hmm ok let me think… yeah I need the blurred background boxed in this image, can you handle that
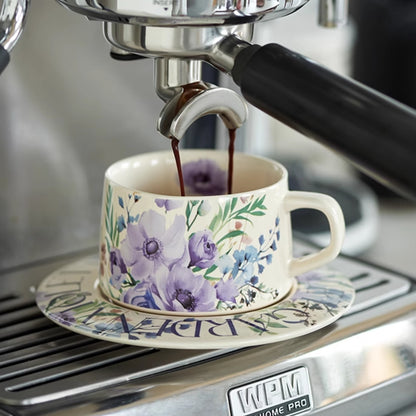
[0,0,415,277]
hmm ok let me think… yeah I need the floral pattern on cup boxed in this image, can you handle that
[100,160,280,314]
[182,158,227,195]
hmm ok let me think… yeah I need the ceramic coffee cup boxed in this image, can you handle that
[99,150,345,315]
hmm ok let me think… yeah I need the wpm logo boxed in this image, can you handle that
[228,367,313,416]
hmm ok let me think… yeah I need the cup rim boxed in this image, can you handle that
[104,149,288,200]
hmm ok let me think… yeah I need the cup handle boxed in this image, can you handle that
[284,191,345,277]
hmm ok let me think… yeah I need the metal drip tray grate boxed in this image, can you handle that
[0,245,414,415]
[0,295,230,406]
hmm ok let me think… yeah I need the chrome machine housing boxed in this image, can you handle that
[55,0,310,26]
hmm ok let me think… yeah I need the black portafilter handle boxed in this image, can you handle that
[231,43,416,201]
[0,45,10,75]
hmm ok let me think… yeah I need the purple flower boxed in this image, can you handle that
[52,310,76,326]
[188,230,218,269]
[155,199,183,211]
[182,159,226,196]
[109,248,128,290]
[150,266,217,313]
[120,210,190,281]
[122,282,159,310]
[215,279,239,303]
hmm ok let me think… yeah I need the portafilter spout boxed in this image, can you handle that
[156,58,247,141]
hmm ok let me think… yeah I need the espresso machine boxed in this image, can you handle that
[1,1,416,415]
[2,0,416,198]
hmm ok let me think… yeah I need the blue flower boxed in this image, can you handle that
[250,275,259,285]
[245,246,259,262]
[232,246,258,272]
[233,263,255,288]
[128,214,139,223]
[217,255,235,274]
[94,320,133,335]
[231,245,261,287]
[118,196,124,208]
[116,215,126,232]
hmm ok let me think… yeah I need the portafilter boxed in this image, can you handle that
[2,0,416,200]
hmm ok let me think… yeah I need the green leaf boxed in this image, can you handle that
[250,326,267,335]
[223,199,231,221]
[209,210,223,232]
[105,236,111,252]
[267,321,288,329]
[104,185,114,237]
[217,229,245,245]
[105,216,111,236]
[203,275,221,282]
[250,211,266,216]
[205,264,218,275]
[253,195,266,208]
[237,205,251,214]
[185,201,192,219]
[231,197,238,212]
[233,215,253,225]
[47,293,92,311]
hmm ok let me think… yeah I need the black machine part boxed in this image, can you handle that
[231,43,416,201]
[0,44,9,74]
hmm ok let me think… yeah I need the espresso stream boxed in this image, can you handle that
[170,82,236,197]
[171,130,235,197]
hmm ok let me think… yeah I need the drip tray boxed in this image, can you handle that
[0,243,415,416]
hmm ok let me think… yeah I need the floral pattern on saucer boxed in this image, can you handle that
[36,255,355,349]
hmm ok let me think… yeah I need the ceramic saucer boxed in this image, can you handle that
[36,255,355,349]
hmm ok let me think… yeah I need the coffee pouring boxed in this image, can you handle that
[2,0,416,199]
